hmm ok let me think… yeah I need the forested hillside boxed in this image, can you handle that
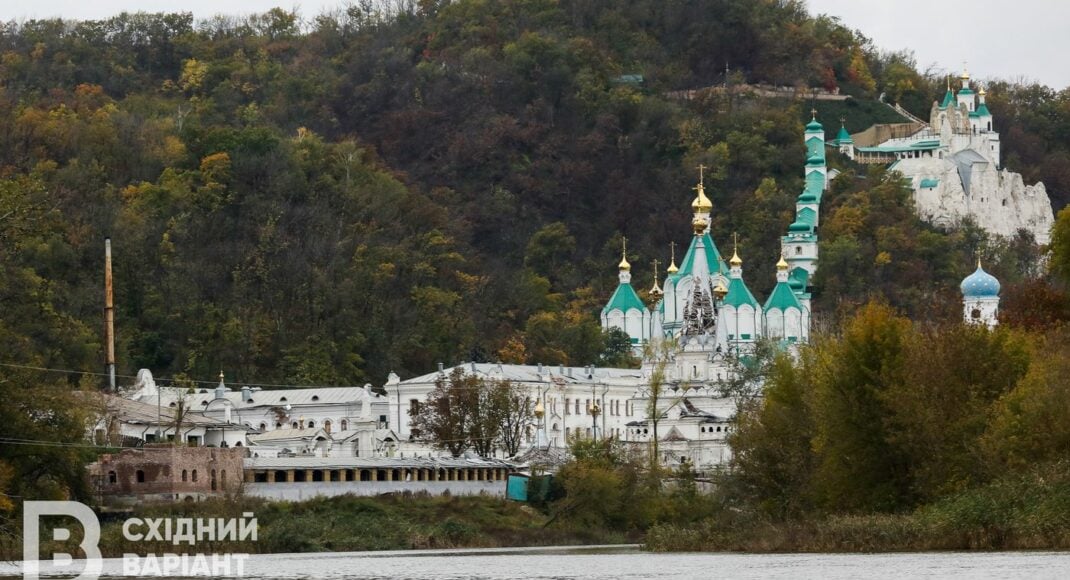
[0,0,1067,389]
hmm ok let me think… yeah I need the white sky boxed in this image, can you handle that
[0,0,1064,89]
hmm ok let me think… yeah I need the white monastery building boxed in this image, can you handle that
[834,66,1054,243]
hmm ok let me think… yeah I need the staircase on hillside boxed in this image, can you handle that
[887,102,928,127]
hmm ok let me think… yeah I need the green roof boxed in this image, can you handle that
[857,139,940,153]
[723,275,759,308]
[797,207,817,225]
[958,87,974,96]
[764,280,803,311]
[835,126,852,143]
[787,267,809,292]
[798,190,818,203]
[806,119,823,132]
[919,178,939,188]
[670,233,728,281]
[603,281,647,314]
[940,89,955,109]
[975,103,991,117]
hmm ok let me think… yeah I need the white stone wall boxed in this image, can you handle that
[897,157,1054,244]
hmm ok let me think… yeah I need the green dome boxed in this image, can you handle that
[836,126,852,143]
[788,220,812,233]
[806,154,824,167]
[806,119,823,132]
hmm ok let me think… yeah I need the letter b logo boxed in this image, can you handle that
[23,501,102,580]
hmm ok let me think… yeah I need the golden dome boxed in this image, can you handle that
[692,182,713,214]
[978,85,987,97]
[730,248,742,268]
[666,260,678,274]
[618,237,631,271]
[667,242,678,273]
[618,254,631,271]
[713,280,728,299]
[776,256,789,271]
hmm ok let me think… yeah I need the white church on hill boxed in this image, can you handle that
[835,66,1054,243]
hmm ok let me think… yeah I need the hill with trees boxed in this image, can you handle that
[3,0,1067,388]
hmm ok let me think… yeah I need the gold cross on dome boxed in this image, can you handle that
[696,164,706,186]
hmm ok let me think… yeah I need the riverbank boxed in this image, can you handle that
[646,466,1070,552]
[79,493,632,558]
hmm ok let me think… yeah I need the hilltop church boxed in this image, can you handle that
[834,66,1054,243]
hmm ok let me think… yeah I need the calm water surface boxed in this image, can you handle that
[7,545,1070,579]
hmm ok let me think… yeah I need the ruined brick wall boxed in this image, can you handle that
[88,447,245,500]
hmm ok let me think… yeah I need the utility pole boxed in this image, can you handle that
[104,238,116,392]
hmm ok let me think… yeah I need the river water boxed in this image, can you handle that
[6,545,1070,579]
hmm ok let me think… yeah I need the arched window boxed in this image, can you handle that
[108,471,117,484]
[323,420,332,434]
[292,421,299,429]
[136,470,145,483]
[192,469,198,482]
[307,420,315,428]
[182,469,188,482]
[340,420,348,431]
[259,422,267,431]
[971,308,982,319]
[795,246,802,255]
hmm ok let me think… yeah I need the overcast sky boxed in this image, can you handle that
[0,0,1064,89]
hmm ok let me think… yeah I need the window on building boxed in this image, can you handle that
[795,246,802,255]
[341,419,348,431]
[575,399,580,415]
[307,420,315,428]
[409,399,420,416]
[972,308,982,319]
[292,421,299,429]
[259,422,267,431]
[585,399,590,414]
[136,470,145,483]
[182,470,188,482]
[379,415,388,428]
[108,471,117,484]
[323,420,332,434]
[565,399,570,415]
[192,470,198,482]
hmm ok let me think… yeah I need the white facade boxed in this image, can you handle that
[853,70,1052,243]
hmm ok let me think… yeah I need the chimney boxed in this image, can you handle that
[559,363,564,375]
[470,361,476,372]
[241,385,252,402]
[537,363,543,375]
[104,238,116,392]
[437,362,444,373]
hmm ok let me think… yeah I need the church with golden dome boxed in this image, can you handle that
[602,115,824,358]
